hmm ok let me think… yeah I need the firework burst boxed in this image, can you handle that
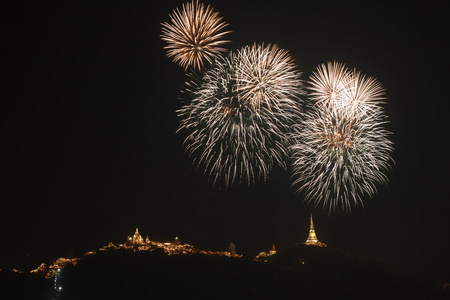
[308,61,386,113]
[235,44,302,111]
[307,61,351,110]
[290,62,393,213]
[178,43,303,187]
[161,0,231,72]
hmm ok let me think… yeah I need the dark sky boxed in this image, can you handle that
[2,0,449,277]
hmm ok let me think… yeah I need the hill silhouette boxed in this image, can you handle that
[1,244,448,299]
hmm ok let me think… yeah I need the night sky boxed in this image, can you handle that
[2,0,449,278]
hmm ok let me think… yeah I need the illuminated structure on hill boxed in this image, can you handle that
[29,228,242,277]
[304,215,326,247]
[129,228,144,245]
[269,244,276,255]
[254,244,277,262]
[255,215,327,262]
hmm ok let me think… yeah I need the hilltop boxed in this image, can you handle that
[1,243,447,300]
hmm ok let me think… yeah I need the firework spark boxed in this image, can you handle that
[290,62,393,213]
[178,44,303,187]
[161,0,231,72]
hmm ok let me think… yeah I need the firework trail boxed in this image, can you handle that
[178,43,304,187]
[161,0,231,72]
[290,62,393,213]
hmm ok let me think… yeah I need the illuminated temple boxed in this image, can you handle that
[124,228,241,257]
[28,228,242,277]
[304,215,326,247]
[129,228,145,245]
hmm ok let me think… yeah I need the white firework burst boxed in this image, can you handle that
[235,44,302,111]
[308,61,386,114]
[178,43,304,187]
[290,62,394,213]
[308,61,351,110]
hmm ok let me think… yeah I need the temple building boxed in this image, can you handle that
[304,215,326,247]
[254,244,277,262]
[269,244,276,255]
[129,228,144,245]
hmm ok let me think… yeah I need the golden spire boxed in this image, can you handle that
[304,214,326,247]
[305,214,318,244]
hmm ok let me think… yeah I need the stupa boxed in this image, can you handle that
[304,215,326,247]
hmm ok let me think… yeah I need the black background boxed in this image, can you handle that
[2,0,449,278]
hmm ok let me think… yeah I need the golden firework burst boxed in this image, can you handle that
[161,0,231,71]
